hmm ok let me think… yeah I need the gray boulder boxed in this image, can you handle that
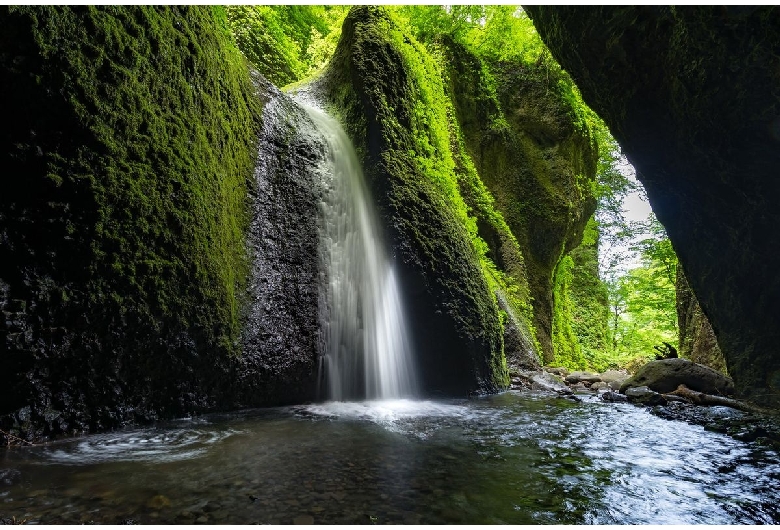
[544,366,569,377]
[619,358,734,395]
[514,371,570,393]
[601,391,628,403]
[624,386,667,406]
[599,370,629,385]
[565,371,602,384]
[590,381,609,391]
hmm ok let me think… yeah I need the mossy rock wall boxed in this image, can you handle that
[676,267,727,375]
[235,75,326,407]
[526,6,780,404]
[315,6,508,395]
[567,220,610,370]
[442,38,598,364]
[0,6,262,441]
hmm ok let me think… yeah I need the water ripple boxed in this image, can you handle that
[41,427,239,465]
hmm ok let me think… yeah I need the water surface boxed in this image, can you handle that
[1,392,778,524]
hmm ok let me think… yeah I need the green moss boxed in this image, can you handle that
[0,6,260,425]
[316,7,509,391]
[567,218,611,371]
[551,255,587,369]
[442,37,598,365]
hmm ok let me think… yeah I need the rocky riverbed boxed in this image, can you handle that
[510,361,780,450]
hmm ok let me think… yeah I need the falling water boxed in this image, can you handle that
[299,102,417,401]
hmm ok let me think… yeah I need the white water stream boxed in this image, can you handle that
[300,103,417,401]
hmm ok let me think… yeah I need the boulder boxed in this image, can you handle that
[544,366,569,377]
[619,358,734,396]
[590,381,608,392]
[514,371,570,393]
[601,391,628,403]
[624,386,667,406]
[565,371,602,384]
[599,370,629,385]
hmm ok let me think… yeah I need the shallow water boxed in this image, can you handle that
[1,391,779,524]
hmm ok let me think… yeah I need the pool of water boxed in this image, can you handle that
[1,391,779,524]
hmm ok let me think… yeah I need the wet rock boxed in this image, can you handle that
[544,366,569,377]
[293,515,314,525]
[195,515,209,524]
[619,358,734,395]
[147,495,171,510]
[565,371,601,384]
[601,391,628,403]
[624,386,667,406]
[514,371,569,393]
[0,469,21,486]
[590,382,608,391]
[599,370,629,385]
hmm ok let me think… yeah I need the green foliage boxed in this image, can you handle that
[319,7,512,390]
[225,5,347,87]
[604,216,679,368]
[551,255,586,370]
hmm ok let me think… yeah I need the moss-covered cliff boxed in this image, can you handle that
[0,6,260,441]
[441,38,598,365]
[312,7,513,394]
[526,6,780,404]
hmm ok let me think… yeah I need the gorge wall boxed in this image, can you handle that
[441,36,598,367]
[0,6,264,440]
[0,6,605,441]
[526,6,780,404]
[676,268,727,375]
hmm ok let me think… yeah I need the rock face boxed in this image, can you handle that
[0,6,262,441]
[525,6,780,405]
[619,358,734,396]
[235,77,325,407]
[443,37,598,365]
[676,268,727,375]
[316,7,508,394]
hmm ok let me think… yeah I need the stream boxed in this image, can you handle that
[2,391,779,524]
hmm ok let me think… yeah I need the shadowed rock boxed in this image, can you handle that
[620,358,734,396]
[525,6,780,405]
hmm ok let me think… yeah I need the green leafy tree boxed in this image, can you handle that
[604,215,678,368]
[226,6,347,87]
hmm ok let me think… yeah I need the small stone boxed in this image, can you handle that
[293,515,314,525]
[147,495,171,510]
[196,515,209,523]
[625,385,667,406]
[601,391,628,403]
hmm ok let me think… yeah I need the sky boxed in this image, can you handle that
[598,160,658,277]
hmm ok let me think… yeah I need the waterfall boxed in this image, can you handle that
[299,102,417,401]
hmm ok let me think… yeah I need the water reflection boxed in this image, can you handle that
[0,392,778,524]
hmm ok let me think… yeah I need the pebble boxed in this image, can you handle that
[196,515,209,523]
[147,495,171,509]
